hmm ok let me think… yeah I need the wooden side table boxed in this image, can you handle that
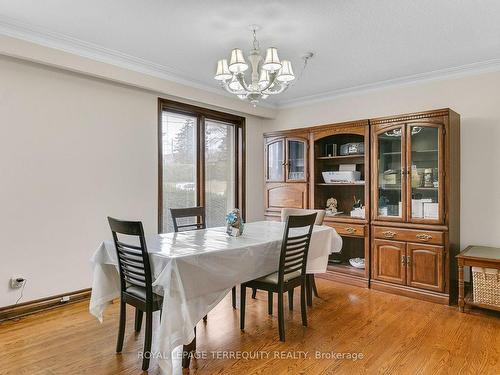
[456,246,500,312]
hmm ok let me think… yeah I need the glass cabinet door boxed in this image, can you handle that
[286,139,307,181]
[408,124,443,222]
[376,126,405,220]
[266,139,285,182]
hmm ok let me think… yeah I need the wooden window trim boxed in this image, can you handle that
[157,98,246,233]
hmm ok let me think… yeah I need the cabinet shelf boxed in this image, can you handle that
[412,187,438,191]
[327,262,365,277]
[382,149,438,156]
[316,155,364,161]
[317,182,365,186]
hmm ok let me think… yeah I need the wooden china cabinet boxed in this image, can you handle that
[263,108,460,305]
[264,130,309,220]
[370,109,460,304]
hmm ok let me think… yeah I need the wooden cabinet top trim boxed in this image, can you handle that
[263,119,369,138]
[370,108,455,125]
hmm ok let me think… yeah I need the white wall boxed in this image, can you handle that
[264,71,500,250]
[3,37,500,308]
[0,56,264,307]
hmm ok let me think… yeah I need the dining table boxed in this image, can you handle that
[89,220,342,374]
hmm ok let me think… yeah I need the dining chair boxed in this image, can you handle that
[240,213,317,342]
[281,208,326,305]
[107,217,162,371]
[170,207,237,310]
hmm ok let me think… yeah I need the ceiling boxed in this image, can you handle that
[1,0,500,107]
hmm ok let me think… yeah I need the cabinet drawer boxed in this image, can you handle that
[327,223,365,237]
[373,226,444,245]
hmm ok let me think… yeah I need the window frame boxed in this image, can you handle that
[157,98,246,233]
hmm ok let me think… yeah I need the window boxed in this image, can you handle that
[158,99,245,233]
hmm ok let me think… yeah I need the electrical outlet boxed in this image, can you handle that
[10,276,25,289]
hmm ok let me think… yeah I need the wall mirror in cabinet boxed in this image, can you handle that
[310,121,370,285]
[372,121,445,224]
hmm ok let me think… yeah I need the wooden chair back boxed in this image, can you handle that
[278,213,317,287]
[107,217,153,302]
[170,207,206,232]
[281,208,326,225]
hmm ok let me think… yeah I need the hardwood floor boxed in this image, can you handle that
[1,279,499,375]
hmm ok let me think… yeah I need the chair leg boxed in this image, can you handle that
[288,289,294,310]
[268,291,273,315]
[141,310,153,371]
[252,288,257,299]
[182,327,196,369]
[301,282,308,327]
[134,308,143,332]
[240,285,246,330]
[278,291,285,342]
[311,274,319,297]
[232,286,237,309]
[116,301,126,353]
[306,275,313,307]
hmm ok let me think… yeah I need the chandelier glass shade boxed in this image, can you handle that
[214,28,295,105]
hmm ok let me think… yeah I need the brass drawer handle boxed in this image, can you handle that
[382,230,396,239]
[416,234,432,241]
[406,255,411,265]
[401,255,406,265]
[345,227,356,234]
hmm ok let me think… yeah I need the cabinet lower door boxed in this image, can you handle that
[406,243,444,292]
[372,239,406,285]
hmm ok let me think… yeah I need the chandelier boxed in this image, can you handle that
[214,27,295,105]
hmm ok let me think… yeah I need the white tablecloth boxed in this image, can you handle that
[89,221,341,374]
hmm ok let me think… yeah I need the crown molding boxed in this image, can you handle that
[0,15,277,111]
[276,58,500,109]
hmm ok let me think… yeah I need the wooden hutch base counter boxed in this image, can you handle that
[264,109,460,305]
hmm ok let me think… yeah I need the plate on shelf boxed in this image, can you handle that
[326,211,344,216]
[349,258,365,269]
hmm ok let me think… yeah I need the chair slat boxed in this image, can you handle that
[284,265,303,274]
[125,279,146,288]
[116,246,142,257]
[288,234,309,241]
[117,250,143,262]
[285,248,306,258]
[119,258,145,270]
[123,271,146,284]
[285,252,304,262]
[116,241,142,251]
[121,267,146,278]
[284,259,303,269]
[286,243,307,252]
